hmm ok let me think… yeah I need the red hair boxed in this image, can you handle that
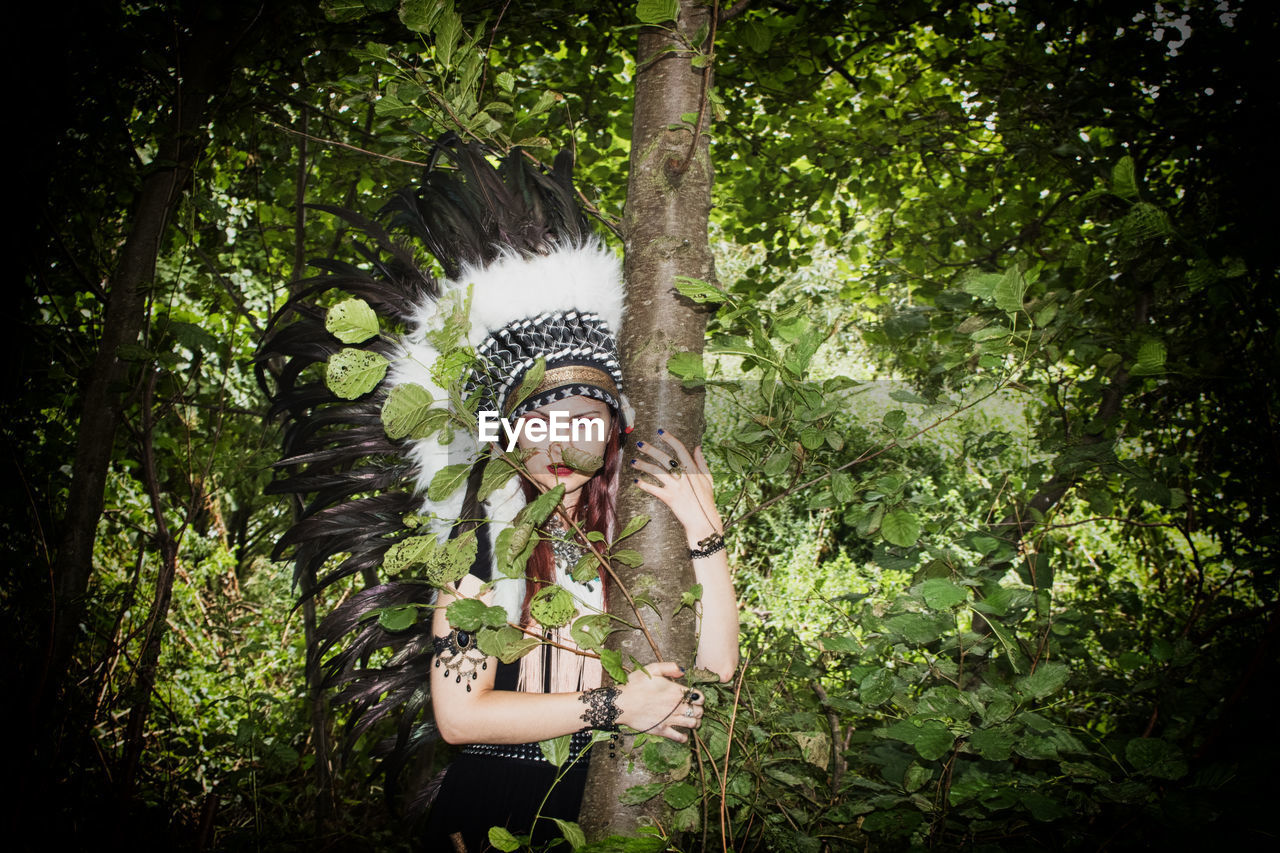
[519,413,622,624]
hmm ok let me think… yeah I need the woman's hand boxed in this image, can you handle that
[631,430,723,545]
[616,661,705,743]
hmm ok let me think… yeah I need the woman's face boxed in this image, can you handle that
[514,395,613,506]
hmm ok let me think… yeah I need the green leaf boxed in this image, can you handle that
[599,649,627,684]
[496,71,515,92]
[968,726,1015,760]
[886,718,954,760]
[540,734,571,768]
[497,530,535,581]
[677,583,703,614]
[428,463,471,502]
[666,351,706,385]
[478,455,519,501]
[920,578,967,609]
[1017,661,1069,700]
[483,604,510,628]
[1020,791,1068,822]
[1133,338,1167,374]
[642,738,690,775]
[889,388,929,405]
[569,614,612,652]
[530,585,576,629]
[832,471,857,503]
[980,613,1025,674]
[616,514,649,542]
[479,626,539,664]
[553,818,586,850]
[1126,737,1188,780]
[881,509,921,547]
[740,19,773,51]
[993,266,1026,315]
[325,297,379,344]
[325,348,388,399]
[961,271,1002,301]
[378,605,418,632]
[510,357,546,412]
[562,445,603,474]
[970,325,1011,342]
[447,598,488,631]
[611,549,643,568]
[885,612,943,644]
[382,383,444,440]
[794,732,830,768]
[636,0,679,25]
[914,722,955,760]
[1111,155,1138,199]
[663,782,699,810]
[763,451,791,478]
[516,484,565,527]
[673,276,725,303]
[383,534,436,576]
[572,553,600,583]
[882,409,907,432]
[487,826,520,852]
[859,669,895,706]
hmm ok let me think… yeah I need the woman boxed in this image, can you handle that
[422,387,738,849]
[259,136,735,849]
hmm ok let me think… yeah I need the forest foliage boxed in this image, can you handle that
[7,0,1277,850]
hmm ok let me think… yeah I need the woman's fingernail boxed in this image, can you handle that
[630,458,636,465]
[632,478,638,484]
[678,665,686,674]
[636,440,644,447]
[690,691,701,701]
[657,428,665,435]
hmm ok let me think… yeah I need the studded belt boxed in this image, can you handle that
[460,730,594,763]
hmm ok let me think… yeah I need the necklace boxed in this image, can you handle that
[546,517,593,591]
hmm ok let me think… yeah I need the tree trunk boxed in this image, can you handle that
[44,17,233,707]
[582,0,717,838]
[120,371,181,792]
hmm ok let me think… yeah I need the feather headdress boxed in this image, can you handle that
[257,135,624,802]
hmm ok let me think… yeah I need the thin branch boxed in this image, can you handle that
[719,0,752,22]
[264,120,429,167]
[720,653,750,853]
[671,0,718,177]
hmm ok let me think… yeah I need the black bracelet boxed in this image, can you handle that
[689,532,726,559]
[579,686,622,731]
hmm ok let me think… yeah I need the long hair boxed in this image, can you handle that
[519,413,623,624]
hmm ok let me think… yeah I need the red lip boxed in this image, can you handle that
[548,465,574,477]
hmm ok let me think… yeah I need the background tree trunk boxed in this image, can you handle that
[44,10,238,709]
[582,0,717,838]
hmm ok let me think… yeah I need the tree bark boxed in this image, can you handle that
[582,0,717,838]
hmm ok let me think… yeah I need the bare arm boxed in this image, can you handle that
[632,433,741,682]
[430,575,704,744]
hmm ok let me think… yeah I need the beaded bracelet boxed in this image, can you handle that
[689,532,726,559]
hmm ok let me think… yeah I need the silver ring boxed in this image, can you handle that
[683,707,695,718]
